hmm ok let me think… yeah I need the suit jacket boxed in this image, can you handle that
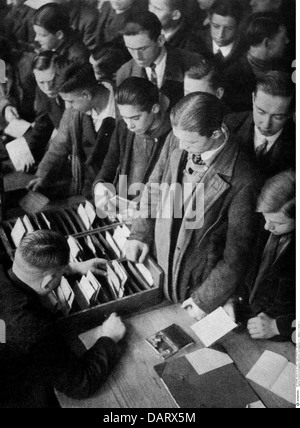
[24,88,65,164]
[225,111,296,179]
[116,48,204,109]
[93,115,172,193]
[67,0,98,51]
[4,4,35,50]
[129,132,261,312]
[164,20,205,54]
[0,266,120,408]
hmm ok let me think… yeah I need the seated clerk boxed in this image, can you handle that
[27,61,116,198]
[125,93,261,318]
[194,0,247,70]
[93,77,171,207]
[226,71,295,181]
[90,46,130,84]
[148,0,205,54]
[241,170,295,342]
[116,11,204,109]
[62,0,99,52]
[223,12,290,113]
[0,230,126,408]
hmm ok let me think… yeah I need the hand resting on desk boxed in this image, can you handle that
[247,313,280,340]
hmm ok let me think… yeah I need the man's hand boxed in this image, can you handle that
[247,313,280,340]
[27,177,44,192]
[182,298,207,321]
[124,240,149,263]
[69,258,108,277]
[102,313,126,343]
[5,105,20,123]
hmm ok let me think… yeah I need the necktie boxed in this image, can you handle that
[215,49,224,62]
[150,63,158,87]
[192,154,205,165]
[256,139,268,161]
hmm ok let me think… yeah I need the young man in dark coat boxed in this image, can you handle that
[28,61,116,198]
[225,71,295,181]
[3,0,36,50]
[116,11,204,109]
[0,230,126,408]
[125,93,261,319]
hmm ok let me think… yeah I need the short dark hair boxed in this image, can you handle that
[166,0,184,12]
[18,230,70,269]
[257,170,296,218]
[171,92,224,137]
[33,3,70,35]
[255,71,295,111]
[245,12,285,47]
[186,60,224,92]
[54,61,98,94]
[32,51,58,72]
[116,77,160,112]
[121,11,162,42]
[210,0,245,24]
[91,46,129,80]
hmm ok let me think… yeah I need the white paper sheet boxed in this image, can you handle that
[5,120,31,138]
[191,307,237,347]
[11,218,26,247]
[6,137,35,171]
[186,348,233,377]
[78,204,91,230]
[79,326,103,351]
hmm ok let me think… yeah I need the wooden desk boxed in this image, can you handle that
[56,304,296,409]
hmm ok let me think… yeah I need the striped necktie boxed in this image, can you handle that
[150,63,158,87]
[256,139,269,161]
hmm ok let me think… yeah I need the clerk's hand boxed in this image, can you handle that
[125,240,149,263]
[5,105,20,123]
[27,177,44,192]
[247,313,280,340]
[70,258,108,277]
[182,298,207,321]
[102,313,126,343]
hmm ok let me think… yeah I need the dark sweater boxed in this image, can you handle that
[0,266,120,408]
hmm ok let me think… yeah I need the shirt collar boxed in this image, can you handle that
[254,126,284,150]
[153,46,167,67]
[213,41,234,58]
[201,125,229,165]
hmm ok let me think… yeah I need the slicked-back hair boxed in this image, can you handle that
[166,0,185,12]
[186,60,224,92]
[255,71,295,112]
[171,92,224,137]
[18,231,70,270]
[257,170,296,219]
[210,0,245,24]
[32,51,59,72]
[33,3,70,35]
[116,77,160,113]
[120,11,162,42]
[54,61,99,94]
[245,11,285,47]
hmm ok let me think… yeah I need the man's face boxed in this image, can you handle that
[268,25,289,60]
[118,104,156,135]
[197,0,215,10]
[149,0,177,30]
[184,75,222,98]
[250,0,281,13]
[253,90,292,137]
[173,127,216,155]
[34,67,57,98]
[110,0,133,12]
[124,32,162,68]
[60,91,92,113]
[210,14,238,47]
[263,212,295,236]
[34,25,60,51]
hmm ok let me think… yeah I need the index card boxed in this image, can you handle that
[186,348,233,377]
[78,204,91,230]
[191,307,237,347]
[6,137,35,171]
[106,231,121,258]
[11,218,26,247]
[80,276,97,303]
[86,271,102,301]
[67,237,82,260]
[246,351,288,390]
[113,225,131,256]
[79,326,103,351]
[41,213,51,229]
[5,119,31,139]
[85,201,96,226]
[136,263,154,287]
[23,215,35,234]
[272,363,296,405]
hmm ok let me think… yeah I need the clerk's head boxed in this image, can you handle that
[121,11,165,69]
[171,92,224,155]
[149,0,184,31]
[257,170,295,236]
[250,0,282,14]
[33,51,59,99]
[33,3,70,51]
[116,77,161,135]
[109,0,134,13]
[54,61,103,113]
[13,231,70,296]
[184,60,225,99]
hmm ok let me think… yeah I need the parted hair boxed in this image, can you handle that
[33,3,70,35]
[18,231,70,269]
[120,11,162,41]
[210,0,245,24]
[257,170,296,218]
[170,92,224,137]
[32,51,59,72]
[186,60,224,92]
[54,61,99,94]
[116,77,160,112]
[255,71,295,112]
[245,12,285,47]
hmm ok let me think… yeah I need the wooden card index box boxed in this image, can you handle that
[0,202,164,335]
